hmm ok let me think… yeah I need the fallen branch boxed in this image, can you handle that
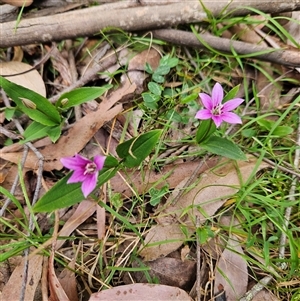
[1,0,300,47]
[152,29,300,68]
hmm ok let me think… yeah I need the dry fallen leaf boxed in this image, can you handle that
[0,61,46,96]
[214,234,248,301]
[140,156,268,261]
[0,253,44,301]
[48,250,70,301]
[58,259,79,301]
[88,283,193,301]
[131,257,196,290]
[55,200,97,251]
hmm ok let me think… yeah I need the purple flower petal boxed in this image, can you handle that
[67,169,86,183]
[211,83,223,107]
[61,154,91,170]
[81,173,98,197]
[94,155,106,170]
[211,115,223,128]
[221,112,242,124]
[222,98,244,112]
[195,109,212,120]
[199,93,213,110]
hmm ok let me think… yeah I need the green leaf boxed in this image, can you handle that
[47,125,62,142]
[56,85,112,109]
[33,156,119,212]
[149,185,169,206]
[154,65,170,76]
[148,82,162,96]
[200,136,247,160]
[181,93,198,104]
[272,126,293,137]
[142,92,159,109]
[195,119,216,144]
[116,130,162,168]
[160,55,178,68]
[21,122,62,143]
[4,107,16,120]
[223,85,240,102]
[145,62,153,74]
[21,121,50,143]
[0,76,61,126]
[152,73,165,84]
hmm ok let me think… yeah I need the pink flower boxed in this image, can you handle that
[195,83,244,128]
[60,154,106,198]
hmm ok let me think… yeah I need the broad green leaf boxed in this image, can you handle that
[160,55,178,68]
[154,65,170,76]
[22,121,50,144]
[47,125,62,142]
[33,156,119,212]
[223,85,240,102]
[142,92,159,109]
[0,76,61,126]
[148,82,162,96]
[22,122,62,143]
[272,126,293,137]
[195,119,216,144]
[201,136,247,160]
[4,107,15,120]
[152,73,165,84]
[116,130,162,168]
[257,119,293,137]
[56,85,112,109]
[181,93,198,104]
[145,62,153,74]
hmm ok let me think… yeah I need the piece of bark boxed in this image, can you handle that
[152,29,300,68]
[1,0,300,47]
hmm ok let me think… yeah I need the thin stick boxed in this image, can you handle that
[196,216,201,301]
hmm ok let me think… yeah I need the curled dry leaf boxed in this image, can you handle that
[140,156,268,261]
[0,61,46,96]
[57,259,79,301]
[54,200,97,251]
[48,250,70,301]
[214,234,248,301]
[88,283,193,301]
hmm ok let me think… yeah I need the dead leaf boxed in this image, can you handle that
[88,283,193,301]
[214,224,248,300]
[55,200,97,251]
[0,253,44,301]
[0,61,46,96]
[48,250,70,301]
[140,156,268,261]
[1,0,32,6]
[131,257,196,290]
[58,259,79,301]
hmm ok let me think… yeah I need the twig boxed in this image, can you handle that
[239,275,273,301]
[152,29,300,68]
[196,216,201,301]
[1,1,300,48]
